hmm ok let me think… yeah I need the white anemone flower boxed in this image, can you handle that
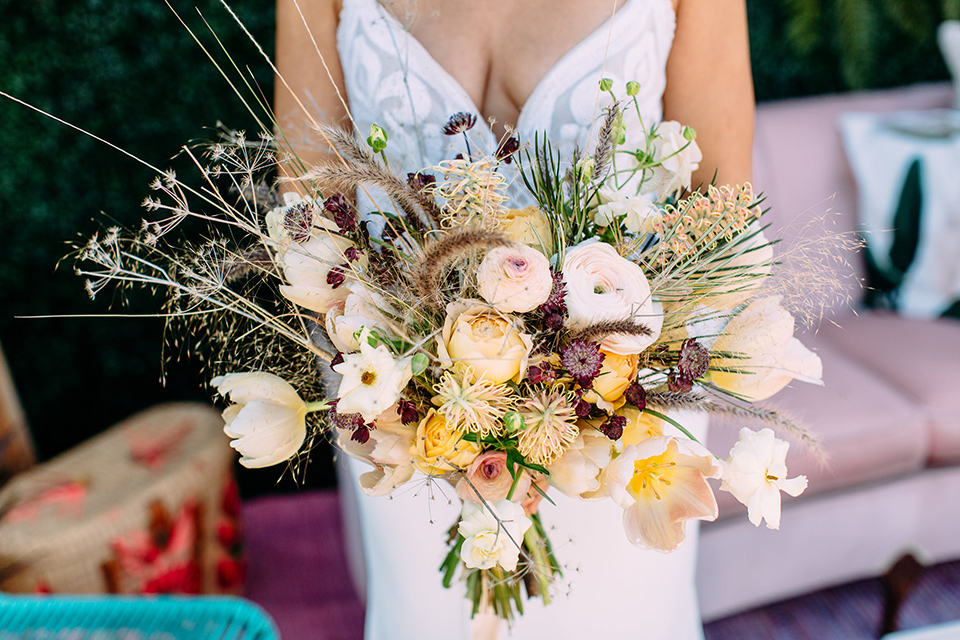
[333,330,413,422]
[458,499,532,571]
[212,372,308,468]
[720,427,808,529]
[645,120,702,200]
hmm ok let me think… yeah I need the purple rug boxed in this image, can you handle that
[242,489,960,640]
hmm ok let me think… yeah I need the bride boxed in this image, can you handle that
[273,1,754,637]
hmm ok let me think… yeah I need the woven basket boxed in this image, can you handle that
[0,402,243,595]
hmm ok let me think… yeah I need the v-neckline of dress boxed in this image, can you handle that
[372,0,654,139]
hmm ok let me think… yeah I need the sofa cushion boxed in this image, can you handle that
[818,312,960,465]
[708,334,928,518]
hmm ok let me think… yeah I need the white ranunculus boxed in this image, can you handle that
[561,240,663,354]
[645,120,703,200]
[547,427,614,498]
[325,281,395,353]
[720,428,808,529]
[212,372,307,468]
[476,244,553,313]
[594,186,661,235]
[278,218,366,314]
[458,499,533,571]
[333,330,413,422]
[711,296,823,401]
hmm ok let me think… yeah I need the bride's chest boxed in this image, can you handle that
[380,0,631,129]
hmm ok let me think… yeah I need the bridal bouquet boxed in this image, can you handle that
[71,79,821,624]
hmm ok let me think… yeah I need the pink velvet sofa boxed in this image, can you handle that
[696,82,960,621]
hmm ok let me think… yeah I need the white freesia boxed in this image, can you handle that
[325,281,395,353]
[721,428,808,529]
[333,330,413,422]
[278,218,366,314]
[645,120,702,200]
[594,186,661,235]
[476,244,553,313]
[547,427,614,498]
[212,372,307,468]
[604,436,721,551]
[561,240,663,354]
[711,295,823,401]
[458,499,533,571]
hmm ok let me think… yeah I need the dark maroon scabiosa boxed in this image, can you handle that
[677,338,710,380]
[326,265,347,289]
[496,136,520,164]
[329,401,371,443]
[283,201,315,243]
[396,400,420,425]
[407,172,437,191]
[668,372,694,394]
[351,424,373,444]
[442,112,478,136]
[599,414,626,441]
[527,364,558,385]
[330,352,345,368]
[574,397,593,419]
[324,193,356,234]
[344,246,364,263]
[560,340,605,386]
[624,382,647,410]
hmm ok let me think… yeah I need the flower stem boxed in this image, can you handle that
[305,400,332,414]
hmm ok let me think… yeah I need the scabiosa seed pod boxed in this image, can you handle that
[326,265,347,289]
[397,400,420,425]
[560,340,605,386]
[574,398,593,419]
[324,194,356,234]
[527,364,558,385]
[442,112,478,136]
[599,414,626,440]
[668,372,694,394]
[624,382,647,410]
[407,172,437,191]
[351,424,373,444]
[496,136,520,164]
[344,247,363,262]
[330,352,345,368]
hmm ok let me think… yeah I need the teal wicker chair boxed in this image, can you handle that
[0,594,280,638]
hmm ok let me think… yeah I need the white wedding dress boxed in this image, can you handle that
[334,0,708,637]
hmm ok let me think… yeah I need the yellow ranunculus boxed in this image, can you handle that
[439,302,534,384]
[501,206,553,256]
[411,409,481,476]
[581,350,638,412]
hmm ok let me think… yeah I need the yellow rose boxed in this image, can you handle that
[581,350,638,412]
[439,302,534,384]
[412,409,481,476]
[617,406,664,447]
[501,207,553,256]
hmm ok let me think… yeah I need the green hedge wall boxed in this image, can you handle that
[0,0,951,494]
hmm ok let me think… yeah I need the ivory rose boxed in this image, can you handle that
[581,350,638,412]
[476,244,553,313]
[411,409,481,476]
[212,372,307,468]
[501,206,553,254]
[459,499,532,571]
[605,437,721,551]
[561,240,663,355]
[711,296,823,402]
[278,217,367,314]
[456,450,532,503]
[439,301,534,384]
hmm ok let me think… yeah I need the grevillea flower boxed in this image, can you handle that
[432,370,513,437]
[560,340,605,386]
[605,437,721,551]
[517,390,579,466]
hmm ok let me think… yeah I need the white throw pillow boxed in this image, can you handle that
[839,110,960,317]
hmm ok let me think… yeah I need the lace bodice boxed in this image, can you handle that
[337,0,676,209]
